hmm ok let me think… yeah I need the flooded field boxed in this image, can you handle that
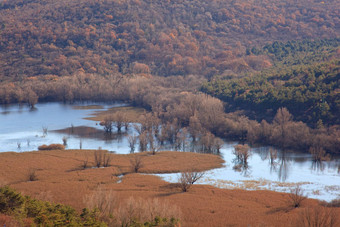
[1,102,339,202]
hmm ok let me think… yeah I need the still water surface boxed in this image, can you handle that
[0,103,339,202]
[0,102,131,152]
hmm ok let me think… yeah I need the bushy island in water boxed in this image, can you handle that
[0,0,339,225]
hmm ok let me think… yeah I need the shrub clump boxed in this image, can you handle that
[38,144,65,150]
[85,188,181,226]
[0,186,104,226]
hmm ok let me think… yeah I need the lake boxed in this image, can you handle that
[0,102,339,202]
[0,102,131,152]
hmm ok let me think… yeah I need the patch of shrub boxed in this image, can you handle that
[94,150,112,168]
[296,206,339,227]
[84,187,117,225]
[130,156,144,173]
[288,185,306,208]
[38,144,65,150]
[84,188,181,226]
[0,186,105,226]
[27,169,37,181]
[116,197,181,227]
[0,186,25,214]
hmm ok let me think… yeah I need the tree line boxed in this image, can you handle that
[1,72,338,155]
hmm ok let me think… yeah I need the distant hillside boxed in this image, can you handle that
[202,39,340,126]
[0,0,339,80]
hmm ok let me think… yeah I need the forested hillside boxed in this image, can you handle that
[202,39,340,126]
[0,0,339,80]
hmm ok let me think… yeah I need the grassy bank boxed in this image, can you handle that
[0,149,338,226]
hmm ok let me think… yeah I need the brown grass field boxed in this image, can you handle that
[0,150,338,226]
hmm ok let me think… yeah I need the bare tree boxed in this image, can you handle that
[103,153,112,167]
[62,136,68,146]
[289,185,306,208]
[174,128,188,151]
[130,156,143,173]
[94,150,111,168]
[199,132,215,153]
[82,155,89,169]
[178,170,205,192]
[128,134,138,153]
[133,123,143,136]
[139,131,148,152]
[213,137,224,153]
[188,115,202,142]
[309,146,330,162]
[158,124,168,145]
[148,131,160,155]
[94,150,104,168]
[273,107,293,147]
[27,88,38,108]
[124,120,129,131]
[102,117,113,134]
[163,119,181,145]
[233,144,251,165]
[113,111,124,133]
[42,126,48,136]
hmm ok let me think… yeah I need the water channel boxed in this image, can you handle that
[0,103,339,202]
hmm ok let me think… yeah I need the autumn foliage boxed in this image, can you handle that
[0,0,338,80]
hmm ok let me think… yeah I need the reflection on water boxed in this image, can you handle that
[277,152,290,182]
[1,102,340,201]
[0,102,130,152]
[157,144,340,201]
[312,161,325,172]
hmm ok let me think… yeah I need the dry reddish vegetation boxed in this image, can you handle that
[0,150,222,209]
[53,126,113,140]
[0,0,338,80]
[0,150,338,226]
[37,144,65,150]
[85,106,148,123]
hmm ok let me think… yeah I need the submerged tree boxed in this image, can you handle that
[128,134,138,153]
[102,117,113,134]
[233,144,251,165]
[272,107,293,147]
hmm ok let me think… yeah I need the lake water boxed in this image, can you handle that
[0,103,339,202]
[0,102,131,152]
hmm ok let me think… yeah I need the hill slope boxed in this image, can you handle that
[0,0,339,80]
